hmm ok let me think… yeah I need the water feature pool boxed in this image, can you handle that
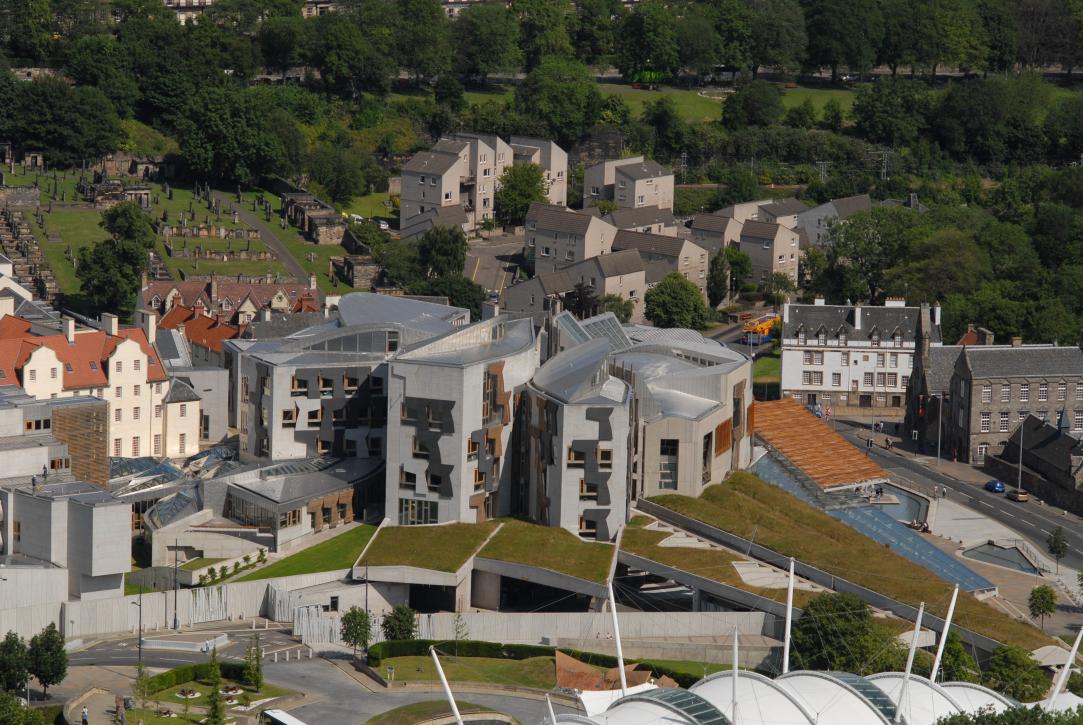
[963,542,1040,575]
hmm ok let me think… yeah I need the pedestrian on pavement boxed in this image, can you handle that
[933,485,939,498]
[81,705,89,725]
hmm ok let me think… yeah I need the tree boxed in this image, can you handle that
[204,648,225,725]
[790,592,905,674]
[936,631,978,683]
[0,631,29,693]
[707,252,729,308]
[133,661,151,711]
[259,15,305,80]
[748,0,806,76]
[454,3,521,85]
[724,247,752,294]
[803,0,883,81]
[395,0,451,84]
[982,644,1048,701]
[641,96,689,163]
[783,98,817,129]
[27,624,66,698]
[722,80,784,130]
[512,0,573,71]
[601,294,634,323]
[9,78,122,167]
[306,13,372,97]
[711,169,760,209]
[573,0,619,65]
[242,634,262,691]
[308,140,368,206]
[381,605,418,641]
[409,275,486,319]
[676,5,722,82]
[615,0,679,82]
[77,236,147,314]
[515,57,601,145]
[495,163,548,227]
[763,272,795,309]
[0,692,44,725]
[1028,584,1057,631]
[340,607,372,657]
[645,273,709,329]
[851,78,931,147]
[821,98,845,133]
[102,201,156,249]
[177,87,285,183]
[3,0,52,63]
[417,226,468,279]
[65,34,139,118]
[563,281,598,319]
[1048,526,1068,572]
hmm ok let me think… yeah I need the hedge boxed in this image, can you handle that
[366,639,701,687]
[145,662,247,694]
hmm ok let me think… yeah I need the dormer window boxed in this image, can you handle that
[817,332,826,346]
[838,332,847,346]
[222,299,232,311]
[893,333,902,348]
[797,331,806,346]
[871,333,881,347]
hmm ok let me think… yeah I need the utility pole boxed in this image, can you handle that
[815,161,829,184]
[173,538,179,630]
[1017,417,1025,493]
[132,591,144,668]
[936,392,943,468]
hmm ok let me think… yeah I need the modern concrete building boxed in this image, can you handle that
[386,317,539,525]
[227,293,469,463]
[612,230,709,299]
[525,203,617,275]
[780,299,939,418]
[502,249,648,325]
[0,480,129,599]
[584,157,674,211]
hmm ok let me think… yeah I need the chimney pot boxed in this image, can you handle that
[932,302,941,327]
[1011,336,1022,347]
[101,313,119,336]
[63,316,75,344]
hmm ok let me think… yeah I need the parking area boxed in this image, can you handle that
[465,231,523,300]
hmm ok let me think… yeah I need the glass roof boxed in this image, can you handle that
[616,688,732,725]
[581,312,632,351]
[827,672,898,722]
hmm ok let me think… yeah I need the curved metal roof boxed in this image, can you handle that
[609,688,731,725]
[866,672,965,725]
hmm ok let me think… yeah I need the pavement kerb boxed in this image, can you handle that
[63,687,107,725]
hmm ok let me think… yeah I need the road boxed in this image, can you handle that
[68,625,300,668]
[466,232,522,299]
[835,424,1083,571]
[211,190,309,283]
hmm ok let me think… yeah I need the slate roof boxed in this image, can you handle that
[612,229,687,259]
[1012,414,1083,473]
[691,214,737,233]
[526,203,596,235]
[760,197,807,217]
[616,159,671,181]
[398,204,469,239]
[924,345,962,396]
[831,194,872,220]
[963,346,1083,379]
[782,303,938,343]
[644,259,673,284]
[401,150,460,175]
[605,206,677,230]
[163,377,201,403]
[593,249,645,277]
[740,220,782,240]
[536,270,577,296]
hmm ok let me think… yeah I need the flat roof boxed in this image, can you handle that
[754,399,889,490]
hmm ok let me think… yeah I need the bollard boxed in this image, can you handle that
[274,651,278,663]
[309,648,313,659]
[265,620,270,630]
[252,619,256,630]
[285,649,289,662]
[262,646,266,658]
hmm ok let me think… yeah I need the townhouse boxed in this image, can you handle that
[525,203,617,275]
[510,136,568,207]
[795,194,872,246]
[690,214,743,258]
[735,220,800,285]
[612,229,709,299]
[780,299,939,418]
[603,206,679,236]
[583,157,674,211]
[141,274,322,325]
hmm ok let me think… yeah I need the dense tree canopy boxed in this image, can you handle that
[644,273,710,329]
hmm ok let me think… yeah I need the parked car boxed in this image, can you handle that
[349,214,365,224]
[984,479,1006,493]
[377,220,390,231]
[1007,488,1030,502]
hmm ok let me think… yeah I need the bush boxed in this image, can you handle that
[367,639,555,667]
[144,662,246,694]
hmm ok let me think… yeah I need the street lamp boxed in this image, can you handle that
[936,392,943,468]
[131,590,143,667]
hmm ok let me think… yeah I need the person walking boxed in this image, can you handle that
[81,705,89,725]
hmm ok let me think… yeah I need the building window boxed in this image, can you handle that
[114,408,122,422]
[817,332,826,346]
[153,434,161,456]
[876,373,886,386]
[115,386,122,398]
[155,405,162,419]
[28,369,36,381]
[132,437,140,456]
[1020,384,1030,402]
[841,352,849,366]
[134,359,141,372]
[1039,383,1048,402]
[890,353,898,368]
[467,439,479,460]
[598,449,613,469]
[113,438,122,456]
[871,334,880,347]
[1075,411,1083,431]
[886,373,897,387]
[902,375,909,388]
[179,404,187,417]
[427,473,443,491]
[387,332,399,353]
[473,469,486,489]
[863,372,874,387]
[977,444,988,463]
[50,367,56,379]
[578,517,598,538]
[1018,411,1028,422]
[567,448,585,467]
[1001,385,1010,403]
[133,384,140,396]
[980,385,991,403]
[797,331,806,345]
[659,439,679,490]
[179,433,186,454]
[133,407,140,421]
[801,371,823,385]
[893,334,902,348]
[876,354,885,368]
[838,333,847,346]
[579,479,598,500]
[1000,412,1009,432]
[116,361,122,373]
[1077,384,1083,401]
[980,412,991,433]
[1038,410,1049,422]
[1059,383,1067,401]
[398,499,438,526]
[832,373,841,387]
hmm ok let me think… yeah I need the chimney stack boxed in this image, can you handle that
[854,306,862,330]
[782,302,790,324]
[0,295,14,320]
[813,296,825,306]
[139,309,157,343]
[101,312,118,336]
[977,327,995,346]
[932,302,941,328]
[63,316,75,344]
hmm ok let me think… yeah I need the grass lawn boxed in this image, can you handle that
[179,557,224,572]
[125,709,201,725]
[381,655,555,689]
[124,577,155,596]
[479,519,615,584]
[271,223,353,294]
[364,521,499,572]
[780,85,856,113]
[752,351,781,382]
[153,678,291,710]
[368,700,495,725]
[234,524,376,582]
[344,192,394,221]
[599,83,721,123]
[648,472,1052,651]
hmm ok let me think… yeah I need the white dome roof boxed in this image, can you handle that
[938,681,1015,714]
[690,670,815,725]
[866,672,964,725]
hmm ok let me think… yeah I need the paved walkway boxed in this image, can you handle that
[210,190,308,282]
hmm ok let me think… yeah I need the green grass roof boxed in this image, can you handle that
[479,519,615,584]
[234,524,376,582]
[363,522,499,573]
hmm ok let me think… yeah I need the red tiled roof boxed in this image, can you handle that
[158,305,242,353]
[0,315,32,339]
[143,279,322,313]
[0,318,166,390]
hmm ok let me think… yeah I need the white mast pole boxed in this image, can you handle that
[608,581,628,696]
[896,602,925,724]
[732,626,740,724]
[930,585,959,683]
[429,646,463,725]
[783,557,795,674]
[546,694,558,724]
[1048,627,1083,710]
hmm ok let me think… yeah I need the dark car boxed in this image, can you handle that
[984,479,1006,494]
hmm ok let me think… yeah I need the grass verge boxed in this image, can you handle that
[234,524,376,582]
[648,472,1051,650]
[479,518,615,584]
[364,522,499,573]
[752,351,781,381]
[380,655,555,689]
[179,557,224,572]
[368,700,493,725]
[153,678,290,710]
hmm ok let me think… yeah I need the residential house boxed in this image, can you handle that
[141,275,322,325]
[158,304,243,368]
[735,220,800,284]
[795,194,872,247]
[510,136,569,207]
[502,249,648,324]
[690,214,743,258]
[612,229,709,299]
[386,317,538,526]
[603,206,678,236]
[780,299,939,417]
[584,157,675,211]
[525,203,617,275]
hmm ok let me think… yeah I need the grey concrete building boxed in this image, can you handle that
[795,194,872,247]
[612,229,709,299]
[690,214,743,258]
[603,206,679,237]
[735,220,800,285]
[525,203,617,274]
[386,317,539,525]
[510,136,569,207]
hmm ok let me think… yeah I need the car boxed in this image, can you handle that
[349,214,365,224]
[1007,488,1030,502]
[377,220,390,231]
[984,479,1006,493]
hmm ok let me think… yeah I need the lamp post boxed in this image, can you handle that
[132,591,143,668]
[173,538,179,630]
[936,392,943,468]
[1016,417,1025,494]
